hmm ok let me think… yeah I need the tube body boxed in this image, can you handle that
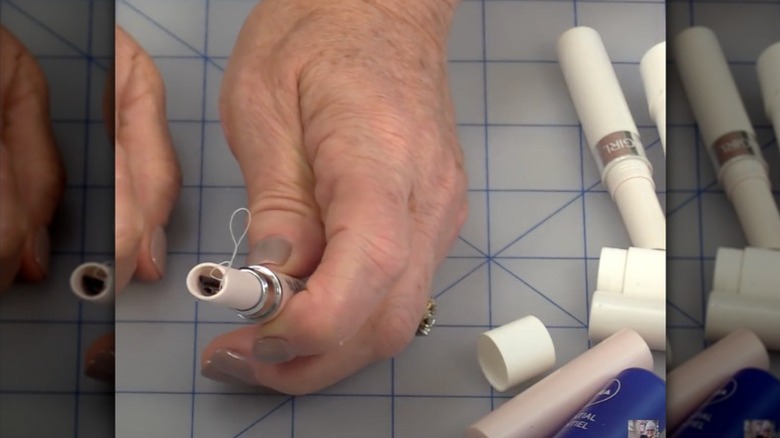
[558,26,665,250]
[673,26,780,248]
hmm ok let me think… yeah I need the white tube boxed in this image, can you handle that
[70,262,114,305]
[477,315,556,392]
[186,262,305,322]
[705,247,780,350]
[589,291,666,350]
[705,291,780,350]
[558,27,665,250]
[641,41,666,155]
[757,41,780,152]
[673,27,780,249]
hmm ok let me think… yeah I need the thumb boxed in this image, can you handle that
[220,76,324,277]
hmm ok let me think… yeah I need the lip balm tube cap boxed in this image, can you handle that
[186,262,264,311]
[589,291,666,351]
[477,315,556,392]
[596,247,627,294]
[705,291,780,350]
[70,262,114,305]
[622,247,666,299]
[712,247,744,293]
[667,328,769,431]
[640,41,667,154]
[739,247,780,299]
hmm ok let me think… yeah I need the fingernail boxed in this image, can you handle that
[34,228,50,276]
[252,337,295,363]
[201,349,257,385]
[85,348,115,382]
[150,225,167,276]
[246,236,292,266]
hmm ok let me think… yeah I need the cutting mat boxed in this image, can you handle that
[666,0,780,377]
[0,0,115,436]
[114,1,665,436]
[113,0,665,436]
[0,0,666,437]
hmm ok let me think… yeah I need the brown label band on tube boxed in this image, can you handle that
[709,131,759,169]
[593,131,644,173]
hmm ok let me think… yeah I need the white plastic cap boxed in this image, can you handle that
[186,262,264,311]
[70,262,114,305]
[477,315,556,392]
[712,247,744,293]
[604,160,666,250]
[757,41,780,147]
[557,27,639,152]
[640,42,667,155]
[596,247,627,293]
[597,247,666,300]
[739,247,780,299]
[589,290,666,351]
[705,291,780,350]
[720,159,780,249]
[672,27,754,151]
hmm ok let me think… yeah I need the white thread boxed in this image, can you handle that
[209,207,251,281]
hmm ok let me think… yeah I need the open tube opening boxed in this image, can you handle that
[186,263,226,300]
[70,262,113,303]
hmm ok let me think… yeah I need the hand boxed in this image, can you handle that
[0,26,65,293]
[201,0,467,394]
[114,26,181,293]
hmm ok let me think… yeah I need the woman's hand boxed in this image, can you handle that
[201,0,467,394]
[0,26,65,292]
[114,26,181,292]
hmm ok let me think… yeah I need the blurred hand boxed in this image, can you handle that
[114,26,181,293]
[201,0,467,394]
[0,26,65,293]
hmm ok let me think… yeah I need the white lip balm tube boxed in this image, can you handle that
[640,42,667,156]
[758,41,780,154]
[589,247,666,350]
[558,27,666,250]
[467,328,653,438]
[186,262,306,322]
[673,27,780,249]
[70,262,114,305]
[705,247,780,350]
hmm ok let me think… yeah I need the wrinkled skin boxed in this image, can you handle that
[0,26,65,292]
[199,0,468,394]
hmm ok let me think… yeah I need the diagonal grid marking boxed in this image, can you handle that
[433,258,489,300]
[120,0,224,72]
[493,180,601,258]
[2,0,109,71]
[233,396,294,438]
[493,260,587,327]
[666,301,703,327]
